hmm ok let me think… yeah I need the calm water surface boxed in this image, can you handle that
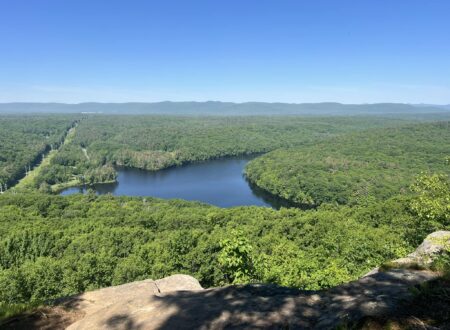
[60,155,294,209]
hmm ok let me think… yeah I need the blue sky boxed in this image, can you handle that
[1,0,449,103]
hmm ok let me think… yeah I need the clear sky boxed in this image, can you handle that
[1,0,449,103]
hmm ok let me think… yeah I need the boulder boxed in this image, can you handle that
[154,274,203,292]
[392,230,450,268]
[409,230,450,263]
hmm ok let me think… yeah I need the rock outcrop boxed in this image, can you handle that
[3,232,448,329]
[62,269,437,330]
[65,275,203,330]
[391,230,450,267]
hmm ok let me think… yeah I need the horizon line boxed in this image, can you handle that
[1,101,449,106]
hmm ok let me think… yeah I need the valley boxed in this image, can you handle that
[0,112,448,327]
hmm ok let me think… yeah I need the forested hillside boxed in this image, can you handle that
[1,192,397,299]
[245,122,450,206]
[0,170,448,317]
[0,115,78,189]
[1,114,448,322]
[32,115,424,190]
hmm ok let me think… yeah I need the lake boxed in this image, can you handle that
[60,155,295,209]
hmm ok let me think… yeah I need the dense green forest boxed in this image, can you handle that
[0,115,77,190]
[245,122,450,206]
[31,115,431,190]
[0,114,448,320]
[0,171,448,311]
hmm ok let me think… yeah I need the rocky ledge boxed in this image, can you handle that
[3,231,449,330]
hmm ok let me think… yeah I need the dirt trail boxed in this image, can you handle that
[13,124,78,190]
[81,147,90,161]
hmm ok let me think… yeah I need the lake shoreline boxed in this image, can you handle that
[59,154,299,209]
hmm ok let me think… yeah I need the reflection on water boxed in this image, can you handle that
[60,155,297,209]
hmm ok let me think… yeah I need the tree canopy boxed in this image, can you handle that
[245,122,450,206]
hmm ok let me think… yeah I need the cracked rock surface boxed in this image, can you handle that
[62,269,437,330]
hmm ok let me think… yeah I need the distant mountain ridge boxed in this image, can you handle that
[414,103,450,111]
[0,101,449,115]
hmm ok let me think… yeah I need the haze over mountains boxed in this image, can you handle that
[1,102,449,116]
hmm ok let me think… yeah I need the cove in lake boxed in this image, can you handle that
[60,155,295,209]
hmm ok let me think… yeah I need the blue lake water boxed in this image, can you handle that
[60,155,294,209]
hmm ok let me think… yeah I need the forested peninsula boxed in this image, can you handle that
[245,122,450,206]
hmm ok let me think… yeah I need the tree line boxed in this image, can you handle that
[32,114,427,189]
